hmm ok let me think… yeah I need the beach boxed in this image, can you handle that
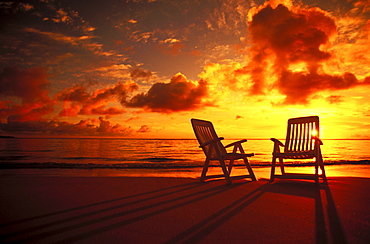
[1,167,369,243]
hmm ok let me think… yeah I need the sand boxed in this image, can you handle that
[0,172,369,244]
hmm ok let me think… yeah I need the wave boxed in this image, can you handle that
[1,160,369,170]
[137,157,187,162]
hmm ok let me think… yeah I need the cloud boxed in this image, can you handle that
[137,125,151,133]
[125,116,140,123]
[0,66,55,121]
[57,82,138,116]
[130,68,152,79]
[0,66,50,103]
[244,2,370,104]
[122,73,209,113]
[277,70,359,104]
[158,42,186,56]
[0,66,211,135]
[326,95,344,104]
[96,117,133,136]
[0,117,133,137]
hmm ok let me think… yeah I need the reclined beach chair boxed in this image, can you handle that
[270,116,327,183]
[191,118,257,184]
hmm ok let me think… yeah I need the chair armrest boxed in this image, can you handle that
[199,137,224,148]
[224,139,247,148]
[270,138,285,147]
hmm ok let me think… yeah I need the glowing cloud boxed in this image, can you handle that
[137,125,151,133]
[123,73,210,113]
[0,66,55,122]
[245,2,370,104]
[0,117,133,137]
[130,68,153,79]
[57,82,138,116]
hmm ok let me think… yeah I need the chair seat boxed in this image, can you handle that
[274,173,325,180]
[274,151,315,159]
[209,153,254,161]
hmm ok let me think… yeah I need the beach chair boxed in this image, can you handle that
[270,116,327,183]
[191,118,257,184]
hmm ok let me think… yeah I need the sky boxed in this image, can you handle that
[0,0,369,139]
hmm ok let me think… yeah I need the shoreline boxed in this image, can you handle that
[1,175,369,243]
[1,164,370,179]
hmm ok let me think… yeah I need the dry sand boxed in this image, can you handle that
[0,173,369,243]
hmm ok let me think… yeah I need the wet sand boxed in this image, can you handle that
[0,174,369,243]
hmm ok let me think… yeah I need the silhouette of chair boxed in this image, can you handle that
[191,118,257,184]
[270,116,327,183]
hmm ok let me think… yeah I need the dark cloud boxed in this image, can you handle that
[122,73,209,113]
[0,66,50,103]
[96,117,133,136]
[57,82,138,116]
[158,42,186,56]
[326,95,344,104]
[130,68,152,79]
[0,117,133,137]
[278,70,359,104]
[0,66,55,121]
[246,3,370,104]
[124,116,140,122]
[137,125,150,133]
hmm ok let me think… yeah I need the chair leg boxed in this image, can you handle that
[270,156,277,182]
[200,158,210,182]
[318,154,327,182]
[243,158,257,181]
[228,159,235,174]
[219,159,232,184]
[314,161,319,184]
[278,157,285,174]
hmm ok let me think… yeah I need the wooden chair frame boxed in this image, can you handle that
[191,118,257,184]
[270,116,327,183]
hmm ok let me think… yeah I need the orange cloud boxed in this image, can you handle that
[137,125,151,133]
[277,71,359,104]
[245,3,370,104]
[57,82,138,116]
[123,73,210,113]
[158,42,186,56]
[0,66,50,103]
[6,102,54,123]
[130,68,152,79]
[0,117,133,137]
[0,66,55,122]
[326,95,344,104]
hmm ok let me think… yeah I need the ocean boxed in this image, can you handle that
[1,138,369,171]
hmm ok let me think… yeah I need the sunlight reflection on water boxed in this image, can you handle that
[0,138,369,169]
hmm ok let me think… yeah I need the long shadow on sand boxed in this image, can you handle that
[1,181,200,241]
[1,179,346,244]
[0,181,198,228]
[165,180,347,244]
[1,179,249,243]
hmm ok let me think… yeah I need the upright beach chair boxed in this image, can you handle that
[270,116,327,183]
[191,118,257,184]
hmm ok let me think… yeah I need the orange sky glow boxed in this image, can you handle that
[0,0,369,139]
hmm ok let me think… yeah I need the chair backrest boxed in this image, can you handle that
[191,119,227,158]
[285,116,320,153]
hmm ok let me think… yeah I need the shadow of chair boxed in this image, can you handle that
[270,116,327,183]
[191,118,257,184]
[165,180,346,244]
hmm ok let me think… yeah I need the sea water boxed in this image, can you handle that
[0,138,369,177]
